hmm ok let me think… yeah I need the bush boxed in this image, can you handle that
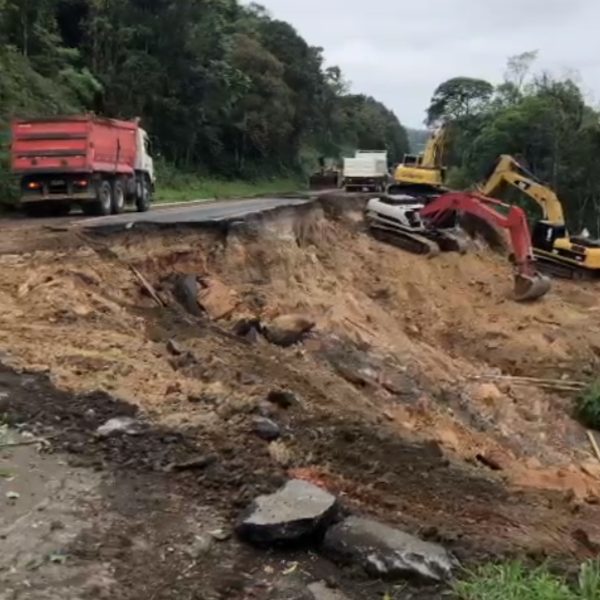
[576,380,600,430]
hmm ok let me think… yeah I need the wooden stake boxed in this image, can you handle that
[587,431,600,463]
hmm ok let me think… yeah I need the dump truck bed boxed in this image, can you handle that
[11,115,138,175]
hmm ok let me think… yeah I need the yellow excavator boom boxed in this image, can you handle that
[420,126,447,169]
[477,155,565,224]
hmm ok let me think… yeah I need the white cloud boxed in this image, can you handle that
[243,0,600,126]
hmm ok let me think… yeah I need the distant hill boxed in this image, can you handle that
[406,128,430,154]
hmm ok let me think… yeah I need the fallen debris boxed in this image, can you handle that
[588,431,600,463]
[130,264,165,307]
[0,436,53,450]
[263,314,316,347]
[253,417,282,441]
[322,516,457,582]
[197,277,239,320]
[185,535,213,558]
[236,479,338,546]
[208,528,231,542]
[173,274,202,316]
[166,339,184,356]
[165,454,217,472]
[96,417,142,437]
[471,374,586,392]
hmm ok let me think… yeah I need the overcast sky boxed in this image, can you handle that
[244,0,600,128]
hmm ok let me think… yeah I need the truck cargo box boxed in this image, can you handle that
[343,156,387,178]
[11,115,138,175]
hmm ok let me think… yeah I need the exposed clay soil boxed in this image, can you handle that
[2,195,600,598]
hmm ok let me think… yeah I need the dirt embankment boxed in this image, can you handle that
[2,196,600,598]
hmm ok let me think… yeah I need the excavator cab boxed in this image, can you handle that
[531,221,568,253]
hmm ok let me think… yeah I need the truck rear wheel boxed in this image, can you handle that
[111,180,125,214]
[136,177,151,212]
[93,180,112,216]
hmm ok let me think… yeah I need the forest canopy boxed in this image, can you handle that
[0,0,409,179]
[427,52,600,233]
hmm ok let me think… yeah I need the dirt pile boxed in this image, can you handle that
[2,196,600,595]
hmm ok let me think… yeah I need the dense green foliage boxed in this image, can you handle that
[576,380,600,431]
[428,52,600,234]
[455,561,600,600]
[0,0,408,198]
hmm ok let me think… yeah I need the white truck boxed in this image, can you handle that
[343,150,388,192]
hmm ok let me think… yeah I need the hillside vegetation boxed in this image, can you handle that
[0,0,409,202]
[429,52,600,234]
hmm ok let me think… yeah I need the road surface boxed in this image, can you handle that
[80,196,312,231]
[0,195,321,253]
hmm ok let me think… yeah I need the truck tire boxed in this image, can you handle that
[136,177,151,212]
[93,180,112,216]
[111,180,125,214]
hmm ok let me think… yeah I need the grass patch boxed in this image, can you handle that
[454,561,600,600]
[576,380,600,430]
[155,176,304,204]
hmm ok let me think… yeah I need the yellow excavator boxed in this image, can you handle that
[478,155,600,278]
[393,127,448,197]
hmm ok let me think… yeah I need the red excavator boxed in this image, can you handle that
[364,190,551,302]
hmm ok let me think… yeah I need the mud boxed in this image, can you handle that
[1,194,600,598]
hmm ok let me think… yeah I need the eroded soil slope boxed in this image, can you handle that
[2,197,600,597]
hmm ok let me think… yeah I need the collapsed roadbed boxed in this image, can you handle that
[2,193,600,599]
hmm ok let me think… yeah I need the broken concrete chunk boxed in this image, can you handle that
[322,516,457,582]
[96,417,142,437]
[253,417,281,441]
[236,479,337,546]
[263,315,315,347]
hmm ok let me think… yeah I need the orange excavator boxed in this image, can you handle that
[365,190,551,301]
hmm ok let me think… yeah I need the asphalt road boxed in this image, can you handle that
[79,196,312,230]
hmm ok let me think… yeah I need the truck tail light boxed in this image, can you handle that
[27,181,41,190]
[74,179,89,188]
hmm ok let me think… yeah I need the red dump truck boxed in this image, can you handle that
[11,115,155,217]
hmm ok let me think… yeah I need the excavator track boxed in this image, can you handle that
[368,224,440,256]
[533,251,597,281]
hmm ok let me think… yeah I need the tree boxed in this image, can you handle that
[0,0,411,180]
[429,54,600,235]
[427,77,494,125]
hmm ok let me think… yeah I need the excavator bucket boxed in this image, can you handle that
[514,273,551,302]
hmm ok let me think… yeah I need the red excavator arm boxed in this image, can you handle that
[420,191,551,301]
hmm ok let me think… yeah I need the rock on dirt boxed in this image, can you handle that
[263,315,316,347]
[236,479,337,546]
[322,516,457,582]
[95,417,142,437]
[253,417,282,441]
